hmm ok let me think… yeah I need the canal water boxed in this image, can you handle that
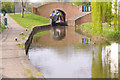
[28,26,119,78]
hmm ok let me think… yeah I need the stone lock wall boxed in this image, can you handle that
[25,24,51,54]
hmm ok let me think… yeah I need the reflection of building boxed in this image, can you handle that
[50,26,66,40]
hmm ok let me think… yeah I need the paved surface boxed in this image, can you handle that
[69,12,91,20]
[0,14,43,78]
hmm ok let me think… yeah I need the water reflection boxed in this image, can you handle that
[92,43,118,78]
[50,26,66,40]
[28,43,118,78]
[118,44,120,80]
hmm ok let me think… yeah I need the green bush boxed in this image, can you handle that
[0,23,6,33]
[77,23,119,39]
[2,2,14,13]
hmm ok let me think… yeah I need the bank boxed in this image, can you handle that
[0,23,6,33]
[75,22,120,44]
[1,14,50,78]
[6,13,119,78]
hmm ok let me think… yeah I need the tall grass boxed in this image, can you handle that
[0,24,6,33]
[77,23,119,39]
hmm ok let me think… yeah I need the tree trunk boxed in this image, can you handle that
[21,0,24,18]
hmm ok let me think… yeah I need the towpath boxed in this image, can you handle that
[0,14,43,78]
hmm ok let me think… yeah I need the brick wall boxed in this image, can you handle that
[32,2,105,26]
[75,13,92,26]
[32,2,82,20]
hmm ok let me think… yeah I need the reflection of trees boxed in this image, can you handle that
[118,62,120,80]
[92,45,103,78]
[92,45,118,78]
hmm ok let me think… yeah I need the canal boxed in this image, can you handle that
[28,26,119,78]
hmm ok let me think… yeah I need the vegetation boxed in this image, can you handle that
[33,30,50,39]
[9,13,50,29]
[104,2,112,27]
[77,23,119,40]
[113,1,117,31]
[22,36,25,40]
[1,2,15,13]
[71,2,91,6]
[24,68,36,78]
[17,43,25,48]
[0,23,6,33]
[91,1,119,36]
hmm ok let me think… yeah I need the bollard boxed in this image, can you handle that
[4,18,7,26]
[83,6,86,12]
[82,38,86,44]
[82,6,84,12]
[15,37,18,41]
[84,38,86,44]
[26,26,29,29]
[86,6,88,12]
[88,38,91,44]
[26,28,28,31]
[21,32,24,35]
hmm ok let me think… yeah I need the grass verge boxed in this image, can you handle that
[0,23,6,33]
[9,13,50,29]
[76,23,119,41]
[9,13,50,38]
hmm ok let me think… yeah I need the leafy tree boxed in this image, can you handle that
[91,2,96,36]
[113,0,117,31]
[98,2,103,34]
[106,2,112,27]
[1,2,14,13]
[118,1,120,38]
[91,1,103,35]
[71,2,82,6]
[71,2,91,6]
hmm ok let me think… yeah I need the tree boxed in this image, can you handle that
[21,0,24,18]
[21,0,28,18]
[113,0,117,31]
[2,2,14,13]
[118,1,120,38]
[98,2,103,34]
[71,2,82,6]
[91,1,103,35]
[71,2,91,6]
[106,2,112,27]
[91,2,97,36]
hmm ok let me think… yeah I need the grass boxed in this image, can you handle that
[0,23,6,33]
[9,13,50,29]
[17,43,25,48]
[33,30,50,39]
[77,23,119,40]
[22,36,25,40]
